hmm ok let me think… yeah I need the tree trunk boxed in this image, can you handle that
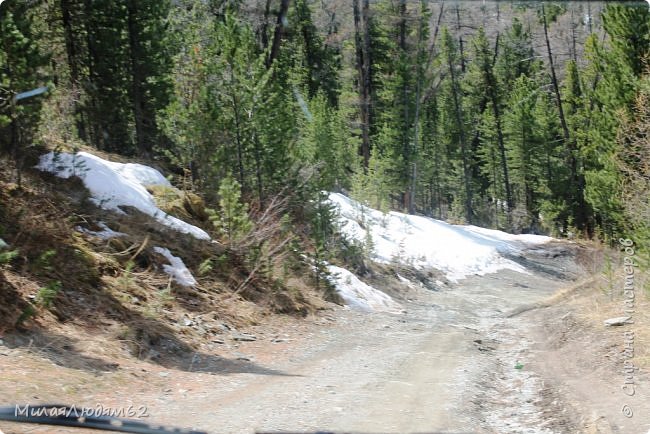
[570,8,578,62]
[408,0,427,215]
[353,0,371,168]
[60,0,87,142]
[542,4,570,143]
[447,51,472,223]
[542,4,589,233]
[399,0,410,211]
[251,108,264,204]
[230,90,246,189]
[484,37,513,212]
[83,0,100,148]
[362,0,372,159]
[259,0,272,50]
[267,0,290,68]
[126,0,149,157]
[455,5,466,73]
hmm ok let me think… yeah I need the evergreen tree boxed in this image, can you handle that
[297,92,358,191]
[125,0,173,156]
[579,5,649,237]
[211,175,253,246]
[419,95,454,220]
[159,1,215,190]
[438,27,473,223]
[0,1,50,182]
[616,72,650,259]
[494,18,540,96]
[290,0,340,106]
[502,75,545,231]
[465,27,512,214]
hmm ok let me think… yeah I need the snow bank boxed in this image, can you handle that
[328,193,552,282]
[76,222,125,239]
[37,152,210,240]
[153,246,197,287]
[326,265,402,313]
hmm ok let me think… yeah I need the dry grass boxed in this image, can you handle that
[0,146,320,377]
[542,253,650,369]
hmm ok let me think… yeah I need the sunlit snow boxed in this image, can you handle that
[328,192,551,283]
[75,221,125,239]
[36,152,210,240]
[326,264,402,313]
[153,246,197,287]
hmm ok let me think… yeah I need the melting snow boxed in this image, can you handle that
[328,193,551,283]
[153,246,197,287]
[36,152,210,240]
[75,222,125,239]
[326,265,402,313]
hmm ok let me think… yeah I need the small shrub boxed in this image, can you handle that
[35,249,56,272]
[35,280,61,308]
[198,258,213,276]
[209,176,253,246]
[16,304,36,327]
[0,249,18,265]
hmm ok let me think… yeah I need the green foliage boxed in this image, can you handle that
[198,258,214,276]
[35,249,56,272]
[351,149,393,213]
[0,2,49,171]
[601,4,650,78]
[537,3,566,24]
[210,176,253,246]
[495,18,540,95]
[3,0,649,260]
[290,0,340,106]
[616,74,650,263]
[502,76,546,226]
[297,93,358,191]
[575,5,650,238]
[35,280,61,309]
[15,304,36,327]
[363,228,375,258]
[0,249,18,265]
[161,10,300,202]
[56,0,172,154]
[309,192,337,258]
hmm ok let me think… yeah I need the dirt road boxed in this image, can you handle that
[2,241,649,433]
[139,242,605,433]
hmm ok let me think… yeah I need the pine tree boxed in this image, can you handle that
[291,0,340,106]
[297,92,357,191]
[578,5,649,237]
[158,1,214,190]
[418,95,454,219]
[0,2,50,183]
[126,0,173,157]
[465,27,512,214]
[438,27,473,223]
[503,75,546,231]
[211,175,253,246]
[494,18,540,96]
[477,109,506,228]
[616,72,650,259]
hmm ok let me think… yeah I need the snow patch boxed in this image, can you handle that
[396,273,417,289]
[153,246,197,287]
[326,264,402,313]
[328,193,552,282]
[75,222,125,239]
[36,152,210,240]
